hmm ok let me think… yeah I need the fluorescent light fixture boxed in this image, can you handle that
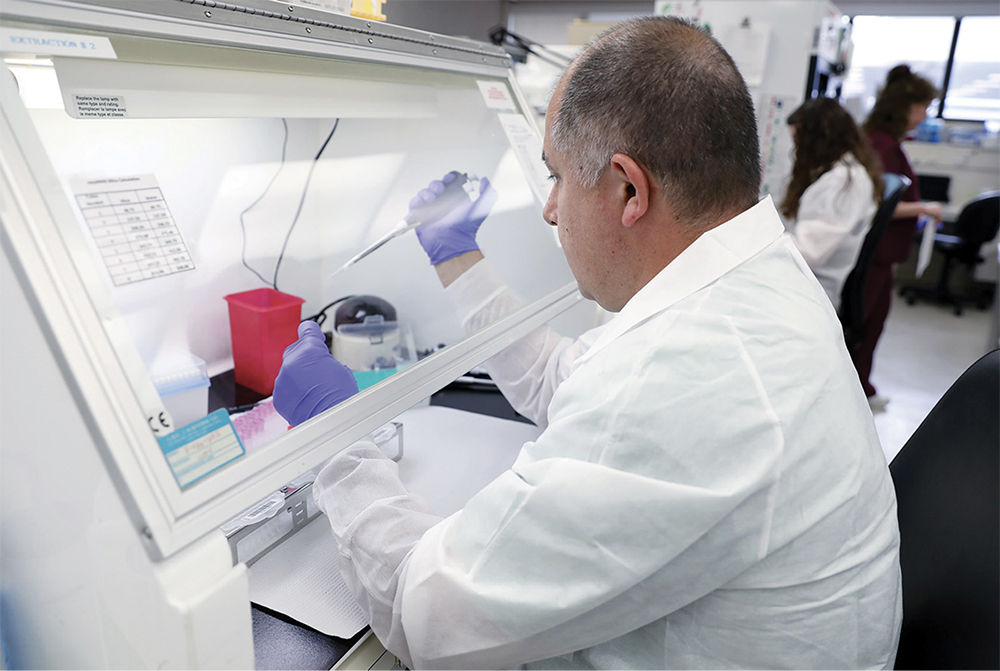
[53,57,438,120]
[5,57,63,109]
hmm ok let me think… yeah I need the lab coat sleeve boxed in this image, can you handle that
[788,160,876,268]
[444,260,593,429]
[315,311,785,670]
[313,442,443,668]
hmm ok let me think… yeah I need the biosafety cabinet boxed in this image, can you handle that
[0,1,591,667]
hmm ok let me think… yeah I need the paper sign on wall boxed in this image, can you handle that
[477,80,516,111]
[653,1,705,24]
[724,23,771,88]
[758,95,793,199]
[497,113,552,206]
[70,174,195,286]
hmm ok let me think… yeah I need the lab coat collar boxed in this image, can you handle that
[577,196,784,365]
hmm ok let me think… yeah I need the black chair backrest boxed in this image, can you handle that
[953,192,1000,264]
[839,173,911,351]
[889,348,1000,670]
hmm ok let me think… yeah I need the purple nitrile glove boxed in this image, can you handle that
[413,171,498,265]
[273,321,359,427]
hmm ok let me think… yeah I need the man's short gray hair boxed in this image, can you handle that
[548,16,761,229]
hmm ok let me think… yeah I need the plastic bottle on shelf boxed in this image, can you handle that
[351,0,387,21]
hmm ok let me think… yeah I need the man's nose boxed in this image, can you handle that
[542,189,557,227]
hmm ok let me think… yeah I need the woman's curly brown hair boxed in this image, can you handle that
[862,64,939,140]
[780,97,884,220]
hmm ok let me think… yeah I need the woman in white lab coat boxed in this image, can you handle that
[781,97,883,310]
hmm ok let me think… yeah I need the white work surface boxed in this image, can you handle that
[248,405,542,637]
[393,405,542,516]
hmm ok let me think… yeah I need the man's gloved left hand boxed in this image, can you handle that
[273,321,359,427]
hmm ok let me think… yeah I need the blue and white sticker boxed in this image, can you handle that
[158,409,245,488]
[0,28,117,59]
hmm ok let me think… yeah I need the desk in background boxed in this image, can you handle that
[901,140,999,289]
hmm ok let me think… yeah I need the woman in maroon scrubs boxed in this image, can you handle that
[859,65,943,411]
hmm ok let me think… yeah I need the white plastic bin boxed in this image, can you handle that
[150,353,211,429]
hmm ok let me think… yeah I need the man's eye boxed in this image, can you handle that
[547,174,557,182]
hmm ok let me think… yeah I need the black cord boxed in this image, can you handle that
[272,118,340,291]
[239,118,289,287]
[302,294,355,326]
[227,402,260,415]
[488,26,573,68]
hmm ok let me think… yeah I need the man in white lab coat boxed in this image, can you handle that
[274,16,902,670]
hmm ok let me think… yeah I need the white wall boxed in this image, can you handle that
[384,0,1000,45]
[505,1,653,43]
[385,0,505,41]
[835,0,998,16]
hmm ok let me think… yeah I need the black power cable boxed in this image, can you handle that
[239,118,289,286]
[488,26,574,69]
[302,294,356,326]
[273,118,340,291]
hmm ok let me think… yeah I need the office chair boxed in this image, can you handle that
[899,192,1000,316]
[889,348,1000,670]
[839,174,911,351]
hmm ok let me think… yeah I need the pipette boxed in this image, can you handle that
[329,172,482,278]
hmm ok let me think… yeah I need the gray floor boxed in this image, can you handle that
[870,289,997,464]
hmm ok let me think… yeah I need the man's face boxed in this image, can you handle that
[541,127,625,310]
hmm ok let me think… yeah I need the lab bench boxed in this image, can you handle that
[206,366,529,669]
[253,606,369,671]
[208,369,530,425]
[243,392,538,670]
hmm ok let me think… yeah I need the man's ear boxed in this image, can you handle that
[610,153,650,228]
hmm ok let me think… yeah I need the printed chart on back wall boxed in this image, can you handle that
[70,174,194,286]
[758,94,793,200]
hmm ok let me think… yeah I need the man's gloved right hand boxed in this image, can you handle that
[273,320,359,427]
[413,171,498,265]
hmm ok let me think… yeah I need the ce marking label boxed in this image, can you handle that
[148,410,173,435]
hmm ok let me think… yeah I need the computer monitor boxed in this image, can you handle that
[918,174,951,203]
